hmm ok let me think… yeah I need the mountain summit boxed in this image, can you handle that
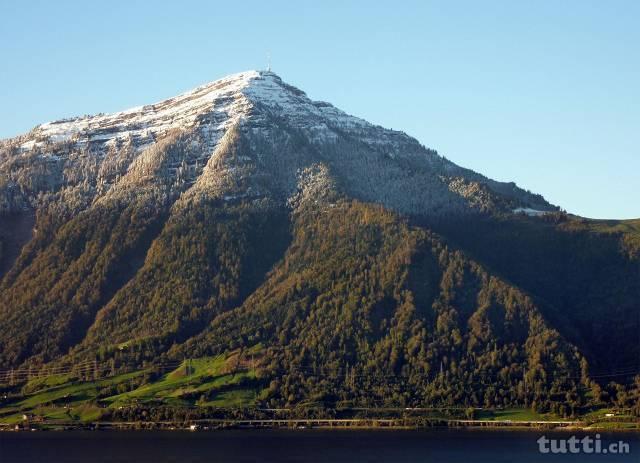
[1,70,551,218]
[0,71,637,414]
[17,70,382,156]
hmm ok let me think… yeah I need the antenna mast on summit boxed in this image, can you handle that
[267,51,271,72]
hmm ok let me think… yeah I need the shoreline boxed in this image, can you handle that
[3,418,638,433]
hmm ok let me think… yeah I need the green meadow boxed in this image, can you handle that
[0,351,261,426]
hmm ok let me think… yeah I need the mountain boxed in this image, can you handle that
[0,71,552,219]
[0,71,638,415]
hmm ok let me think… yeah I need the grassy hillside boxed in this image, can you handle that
[0,351,260,425]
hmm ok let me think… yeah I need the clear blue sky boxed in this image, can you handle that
[1,1,638,219]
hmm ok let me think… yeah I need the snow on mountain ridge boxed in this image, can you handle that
[17,70,378,153]
[20,71,262,152]
[0,70,555,217]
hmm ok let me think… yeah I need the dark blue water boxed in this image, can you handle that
[1,429,637,463]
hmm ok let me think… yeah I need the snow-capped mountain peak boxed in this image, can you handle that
[0,70,554,217]
[18,70,382,155]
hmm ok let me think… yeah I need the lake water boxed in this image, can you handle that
[0,429,637,462]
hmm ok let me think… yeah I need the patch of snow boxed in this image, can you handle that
[513,207,548,217]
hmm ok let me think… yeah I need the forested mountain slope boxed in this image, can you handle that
[0,71,637,413]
